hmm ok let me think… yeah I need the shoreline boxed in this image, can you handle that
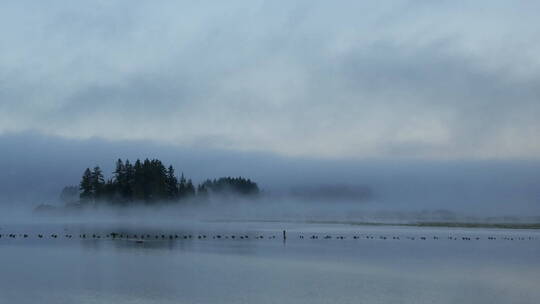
[208,219,540,230]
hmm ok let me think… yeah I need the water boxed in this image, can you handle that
[1,221,539,304]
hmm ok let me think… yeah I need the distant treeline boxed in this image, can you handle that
[63,158,259,205]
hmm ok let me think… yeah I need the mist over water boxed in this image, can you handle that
[2,1,540,302]
[1,132,539,220]
[2,181,539,304]
[1,156,537,304]
[1,121,538,304]
[1,218,539,304]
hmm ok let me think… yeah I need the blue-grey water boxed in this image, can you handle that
[1,221,539,304]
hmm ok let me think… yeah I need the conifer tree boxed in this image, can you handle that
[152,159,168,201]
[166,165,178,200]
[178,173,187,199]
[186,179,195,197]
[113,159,125,186]
[91,166,105,200]
[80,168,93,201]
[74,158,260,205]
[133,159,144,201]
[123,159,134,201]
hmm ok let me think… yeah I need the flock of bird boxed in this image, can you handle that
[0,232,536,242]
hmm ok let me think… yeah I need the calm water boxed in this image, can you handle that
[1,221,539,304]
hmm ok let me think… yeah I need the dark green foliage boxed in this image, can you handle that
[91,166,105,199]
[166,165,179,200]
[79,166,106,203]
[73,158,260,205]
[202,177,259,196]
[79,168,93,202]
[132,159,144,201]
[185,179,195,197]
[124,160,135,199]
[178,173,187,199]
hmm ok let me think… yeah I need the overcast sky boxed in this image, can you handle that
[1,1,539,160]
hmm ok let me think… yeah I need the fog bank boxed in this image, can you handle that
[1,132,539,218]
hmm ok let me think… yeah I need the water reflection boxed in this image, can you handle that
[1,222,539,304]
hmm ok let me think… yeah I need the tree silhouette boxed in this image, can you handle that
[91,166,105,200]
[202,177,259,196]
[80,168,93,202]
[72,158,260,205]
[166,165,179,200]
[186,179,195,198]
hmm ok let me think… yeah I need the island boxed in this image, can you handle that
[58,158,259,207]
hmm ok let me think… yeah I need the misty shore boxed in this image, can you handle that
[211,219,540,230]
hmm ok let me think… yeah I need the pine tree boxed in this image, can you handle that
[186,179,195,197]
[91,166,105,200]
[201,176,259,196]
[123,159,134,201]
[72,158,260,205]
[166,165,178,200]
[80,168,93,202]
[178,173,187,199]
[133,159,144,201]
[103,178,116,202]
[151,159,168,201]
[142,159,152,201]
[113,159,125,186]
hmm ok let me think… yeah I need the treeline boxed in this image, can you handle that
[200,177,260,196]
[76,158,259,204]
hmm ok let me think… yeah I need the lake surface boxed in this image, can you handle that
[1,220,539,304]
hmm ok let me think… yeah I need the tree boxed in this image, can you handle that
[149,159,168,201]
[178,173,187,199]
[123,159,134,201]
[202,177,259,196]
[102,178,117,202]
[185,179,195,198]
[133,159,145,201]
[113,159,125,186]
[72,158,260,206]
[80,168,93,202]
[91,166,105,200]
[166,165,178,200]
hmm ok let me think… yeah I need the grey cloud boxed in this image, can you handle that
[0,1,539,159]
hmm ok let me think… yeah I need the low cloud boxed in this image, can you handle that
[0,1,539,159]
